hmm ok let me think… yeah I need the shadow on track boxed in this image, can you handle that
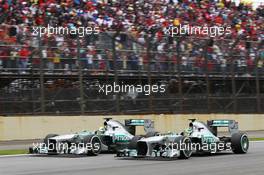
[115,152,235,161]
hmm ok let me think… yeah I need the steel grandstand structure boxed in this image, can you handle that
[0,0,263,115]
[0,32,263,115]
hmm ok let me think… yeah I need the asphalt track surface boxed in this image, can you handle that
[0,142,263,175]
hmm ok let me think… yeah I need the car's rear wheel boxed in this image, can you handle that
[128,136,142,149]
[231,133,249,154]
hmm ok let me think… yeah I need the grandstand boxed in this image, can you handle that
[0,0,263,115]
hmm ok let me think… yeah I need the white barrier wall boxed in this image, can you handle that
[0,114,264,141]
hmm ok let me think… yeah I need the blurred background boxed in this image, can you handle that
[0,0,263,115]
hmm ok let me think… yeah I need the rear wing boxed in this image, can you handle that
[125,119,155,135]
[207,120,239,135]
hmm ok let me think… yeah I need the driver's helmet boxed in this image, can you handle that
[184,123,193,135]
[97,127,105,134]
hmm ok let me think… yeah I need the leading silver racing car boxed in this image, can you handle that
[117,133,192,159]
[116,119,249,159]
[185,119,249,154]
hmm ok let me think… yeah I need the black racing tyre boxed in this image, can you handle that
[29,147,34,154]
[83,135,102,156]
[231,132,249,154]
[128,136,142,149]
[43,134,58,145]
[174,136,192,159]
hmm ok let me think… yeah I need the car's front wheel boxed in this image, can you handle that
[83,135,102,156]
[174,136,193,159]
[231,133,249,154]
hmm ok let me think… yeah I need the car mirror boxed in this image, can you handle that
[112,126,119,130]
[198,127,204,132]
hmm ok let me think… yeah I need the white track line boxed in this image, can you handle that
[0,154,30,158]
[250,140,264,143]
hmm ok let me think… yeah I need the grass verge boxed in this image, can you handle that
[249,138,264,141]
[0,149,28,155]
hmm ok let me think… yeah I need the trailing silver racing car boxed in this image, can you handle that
[29,118,155,156]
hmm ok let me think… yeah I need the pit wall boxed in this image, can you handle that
[0,114,264,141]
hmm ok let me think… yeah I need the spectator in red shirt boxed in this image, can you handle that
[0,47,10,71]
[18,47,30,74]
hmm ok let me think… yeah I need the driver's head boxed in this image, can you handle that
[104,121,108,129]
[187,122,194,133]
[99,127,105,132]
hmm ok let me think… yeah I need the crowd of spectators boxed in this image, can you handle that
[0,0,263,75]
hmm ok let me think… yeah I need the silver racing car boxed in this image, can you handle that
[29,118,155,156]
[116,119,249,159]
[185,119,249,154]
[117,133,192,159]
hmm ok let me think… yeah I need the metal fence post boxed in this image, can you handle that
[38,33,45,114]
[30,48,35,115]
[229,37,241,113]
[112,32,120,113]
[176,38,183,113]
[231,55,237,113]
[146,34,153,113]
[204,39,211,113]
[255,41,263,113]
[77,35,85,115]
